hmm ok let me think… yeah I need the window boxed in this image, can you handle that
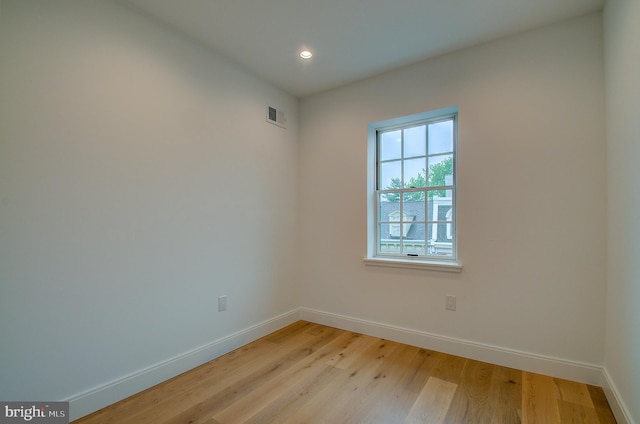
[365,107,461,272]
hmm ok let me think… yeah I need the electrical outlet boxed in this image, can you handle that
[218,295,227,312]
[446,295,456,311]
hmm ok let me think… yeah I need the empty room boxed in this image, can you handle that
[0,0,638,423]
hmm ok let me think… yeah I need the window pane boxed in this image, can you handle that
[389,208,415,238]
[446,218,454,240]
[438,200,453,220]
[427,154,453,187]
[428,120,453,155]
[379,192,399,221]
[379,130,401,161]
[403,223,425,255]
[426,213,453,257]
[404,125,426,157]
[379,161,401,190]
[427,190,452,221]
[429,239,453,257]
[404,157,426,188]
[379,224,400,253]
[434,222,451,242]
[403,192,425,221]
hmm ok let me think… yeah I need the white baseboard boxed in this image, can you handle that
[67,309,301,421]
[601,368,635,424]
[299,307,604,385]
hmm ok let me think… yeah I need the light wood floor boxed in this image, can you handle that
[73,321,616,424]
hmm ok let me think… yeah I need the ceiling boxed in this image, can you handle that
[120,0,603,98]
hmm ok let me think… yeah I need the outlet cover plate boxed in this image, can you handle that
[218,296,227,312]
[446,295,456,311]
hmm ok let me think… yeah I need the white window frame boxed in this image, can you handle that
[364,106,462,272]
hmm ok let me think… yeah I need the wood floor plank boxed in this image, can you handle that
[402,349,447,393]
[359,348,444,423]
[555,378,595,408]
[325,331,378,370]
[158,330,331,424]
[346,343,422,423]
[319,347,447,423]
[242,332,381,424]
[404,376,458,424]
[522,372,562,424]
[557,398,601,424]
[587,385,618,424]
[429,352,468,384]
[488,365,522,424]
[320,340,407,423]
[242,365,345,424]
[444,358,496,423]
[278,336,399,424]
[163,326,346,424]
[212,330,358,423]
[72,322,617,424]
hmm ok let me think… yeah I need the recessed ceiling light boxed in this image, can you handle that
[299,50,313,59]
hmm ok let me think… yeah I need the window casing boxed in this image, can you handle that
[366,107,460,271]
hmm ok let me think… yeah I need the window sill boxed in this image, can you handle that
[363,257,462,273]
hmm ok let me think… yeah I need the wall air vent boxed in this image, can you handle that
[266,105,286,128]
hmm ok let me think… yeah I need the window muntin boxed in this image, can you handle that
[373,110,457,262]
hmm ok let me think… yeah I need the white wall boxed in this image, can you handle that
[299,13,606,371]
[604,1,640,422]
[0,0,298,416]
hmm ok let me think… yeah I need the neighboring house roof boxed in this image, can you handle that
[380,200,452,242]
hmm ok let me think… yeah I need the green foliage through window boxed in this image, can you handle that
[383,157,453,202]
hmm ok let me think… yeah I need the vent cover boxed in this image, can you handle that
[266,106,286,128]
